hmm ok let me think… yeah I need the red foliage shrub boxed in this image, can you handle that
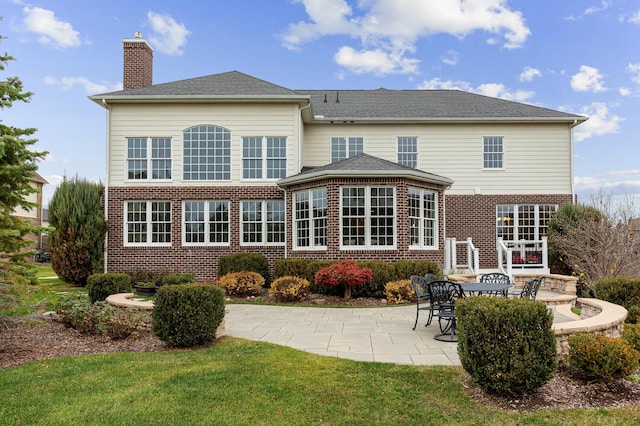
[314,259,373,299]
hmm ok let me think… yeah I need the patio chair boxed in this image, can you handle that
[479,272,511,284]
[428,280,465,342]
[410,275,436,330]
[517,276,544,301]
[424,273,440,283]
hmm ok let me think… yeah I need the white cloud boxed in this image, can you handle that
[282,0,530,76]
[574,171,640,207]
[147,11,190,56]
[570,65,607,92]
[519,66,541,82]
[44,76,122,94]
[334,46,419,75]
[619,87,632,96]
[42,153,72,165]
[584,1,611,15]
[629,11,640,24]
[22,6,81,49]
[571,102,622,141]
[441,50,458,66]
[627,63,640,85]
[418,78,534,102]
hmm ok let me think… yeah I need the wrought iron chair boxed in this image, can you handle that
[518,276,544,301]
[425,273,440,284]
[479,272,511,284]
[410,275,436,330]
[428,280,465,342]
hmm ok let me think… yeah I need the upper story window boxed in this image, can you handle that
[341,186,395,249]
[397,137,418,168]
[242,136,287,179]
[483,136,504,169]
[125,201,171,246]
[408,188,437,249]
[183,125,230,181]
[294,188,327,249]
[183,200,229,246]
[496,204,557,241]
[241,200,285,245]
[127,137,172,180]
[331,137,363,163]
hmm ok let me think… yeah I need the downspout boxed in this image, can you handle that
[278,186,288,259]
[101,99,110,273]
[569,119,578,204]
[298,101,311,174]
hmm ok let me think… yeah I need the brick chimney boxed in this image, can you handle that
[123,32,153,90]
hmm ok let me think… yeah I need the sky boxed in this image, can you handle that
[1,0,639,209]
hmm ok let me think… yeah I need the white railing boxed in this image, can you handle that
[497,237,549,276]
[444,237,479,274]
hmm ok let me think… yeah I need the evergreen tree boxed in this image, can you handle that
[48,176,107,286]
[0,25,48,264]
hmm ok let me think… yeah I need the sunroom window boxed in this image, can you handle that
[341,186,395,249]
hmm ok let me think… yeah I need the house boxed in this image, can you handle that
[90,33,586,280]
[11,172,48,253]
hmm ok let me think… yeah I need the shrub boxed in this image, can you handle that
[218,253,270,284]
[152,284,225,348]
[269,276,310,302]
[384,279,414,304]
[567,333,640,383]
[351,261,394,298]
[307,260,338,294]
[86,273,132,304]
[273,259,310,281]
[218,272,265,297]
[457,297,557,395]
[315,259,373,299]
[55,295,150,339]
[627,306,640,324]
[157,272,195,287]
[594,277,640,311]
[622,323,640,353]
[128,269,165,286]
[393,260,442,280]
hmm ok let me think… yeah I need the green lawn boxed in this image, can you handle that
[1,338,640,425]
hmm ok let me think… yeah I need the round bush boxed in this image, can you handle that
[384,279,414,304]
[218,271,265,297]
[152,284,225,348]
[269,276,310,302]
[568,333,640,383]
[622,323,640,353]
[86,273,132,304]
[456,297,557,396]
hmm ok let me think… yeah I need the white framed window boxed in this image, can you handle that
[331,137,363,163]
[294,188,327,249]
[496,204,557,241]
[127,137,172,180]
[242,136,287,179]
[397,137,418,168]
[183,125,231,180]
[241,200,285,245]
[183,201,229,245]
[408,188,437,249]
[125,201,171,246]
[341,186,395,249]
[483,136,504,169]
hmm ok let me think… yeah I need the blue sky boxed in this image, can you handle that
[1,0,639,208]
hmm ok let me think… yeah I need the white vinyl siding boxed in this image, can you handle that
[302,123,573,195]
[107,103,299,186]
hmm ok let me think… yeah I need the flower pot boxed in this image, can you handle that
[133,284,158,296]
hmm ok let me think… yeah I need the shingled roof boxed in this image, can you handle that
[277,153,454,188]
[91,70,586,123]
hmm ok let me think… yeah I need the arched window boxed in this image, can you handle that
[183,125,231,180]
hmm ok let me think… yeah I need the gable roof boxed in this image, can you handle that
[297,89,585,123]
[90,71,309,103]
[277,153,454,188]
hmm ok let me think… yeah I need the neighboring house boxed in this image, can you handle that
[90,33,587,280]
[11,172,48,252]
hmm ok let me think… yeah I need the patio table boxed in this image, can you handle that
[460,282,511,297]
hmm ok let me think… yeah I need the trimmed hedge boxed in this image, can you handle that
[218,253,270,284]
[351,261,394,298]
[567,333,640,383]
[86,273,132,304]
[157,272,195,287]
[152,284,225,348]
[594,277,640,311]
[457,297,557,395]
[393,260,442,280]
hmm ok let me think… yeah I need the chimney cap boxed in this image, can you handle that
[134,31,142,38]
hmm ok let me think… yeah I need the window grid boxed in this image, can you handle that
[496,204,557,241]
[294,188,327,249]
[341,187,395,248]
[183,125,231,180]
[127,138,148,180]
[125,201,171,246]
[408,188,437,248]
[242,136,287,179]
[127,137,172,180]
[331,137,363,163]
[483,136,504,169]
[267,137,287,179]
[242,137,263,179]
[151,138,172,179]
[183,201,229,245]
[241,201,286,245]
[397,137,418,168]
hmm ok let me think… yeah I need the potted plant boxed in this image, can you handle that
[133,281,158,296]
